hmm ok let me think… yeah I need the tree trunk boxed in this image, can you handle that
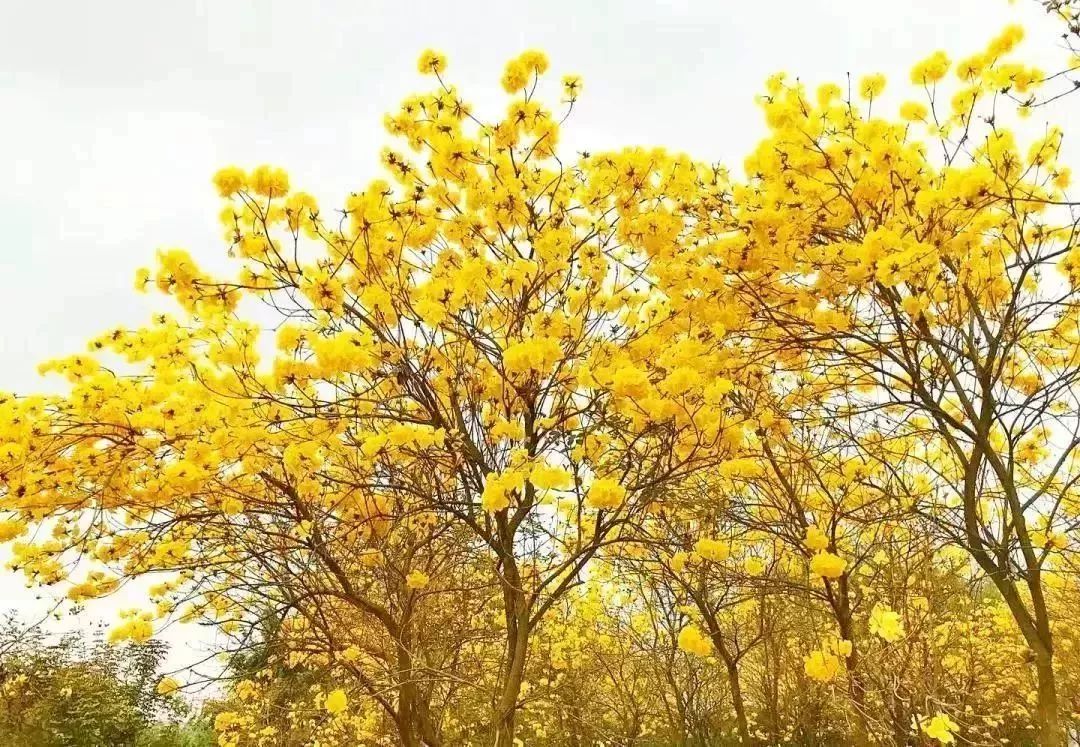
[492,595,530,746]
[763,634,780,745]
[492,628,528,745]
[835,593,872,745]
[724,657,752,745]
[491,508,534,747]
[968,532,1061,745]
[492,695,520,747]
[398,714,420,747]
[415,697,442,747]
[396,643,421,747]
[1034,650,1062,747]
[698,596,753,744]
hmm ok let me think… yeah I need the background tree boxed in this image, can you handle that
[729,26,1080,743]
[0,614,204,747]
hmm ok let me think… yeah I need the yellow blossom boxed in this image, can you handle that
[406,570,430,589]
[324,688,348,715]
[869,603,905,642]
[810,552,846,579]
[694,537,730,563]
[921,713,959,744]
[804,650,842,682]
[417,49,447,75]
[677,625,713,657]
[585,478,626,510]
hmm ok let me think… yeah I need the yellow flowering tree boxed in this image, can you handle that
[3,9,1080,746]
[0,49,754,747]
[728,26,1079,744]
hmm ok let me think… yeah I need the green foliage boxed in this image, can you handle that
[0,613,206,747]
[135,721,215,747]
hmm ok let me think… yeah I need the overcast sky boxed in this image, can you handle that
[0,0,1071,664]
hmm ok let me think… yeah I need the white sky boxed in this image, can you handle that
[0,0,1072,668]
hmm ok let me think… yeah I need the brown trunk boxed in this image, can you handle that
[835,587,872,744]
[492,622,529,746]
[492,574,530,747]
[975,564,1062,745]
[957,408,1063,744]
[398,715,420,747]
[697,593,753,745]
[492,703,519,747]
[704,623,752,745]
[415,697,442,747]
[1035,650,1061,747]
[887,690,912,747]
[764,634,780,744]
[1028,568,1061,746]
[396,643,421,747]
[724,657,752,745]
[393,626,442,747]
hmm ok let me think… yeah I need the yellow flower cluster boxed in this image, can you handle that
[803,650,843,683]
[677,625,713,657]
[921,712,960,744]
[694,537,731,562]
[585,478,627,510]
[810,552,846,579]
[869,604,905,643]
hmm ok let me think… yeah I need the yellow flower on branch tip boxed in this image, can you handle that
[744,556,766,576]
[703,377,734,403]
[530,462,572,491]
[156,677,181,696]
[0,519,27,542]
[902,294,928,317]
[406,570,429,589]
[491,418,525,441]
[869,603,905,642]
[987,23,1024,57]
[899,101,928,122]
[677,625,712,657]
[694,538,730,562]
[416,49,447,75]
[518,49,549,75]
[859,73,886,99]
[501,59,530,93]
[668,551,688,573]
[910,50,950,84]
[660,366,702,396]
[249,164,290,197]
[221,497,244,516]
[810,551,846,579]
[481,471,522,513]
[562,74,583,98]
[585,478,626,510]
[502,337,563,377]
[804,650,842,682]
[324,689,348,715]
[610,367,651,399]
[212,166,246,197]
[804,526,829,552]
[108,618,153,644]
[921,713,959,744]
[134,267,151,293]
